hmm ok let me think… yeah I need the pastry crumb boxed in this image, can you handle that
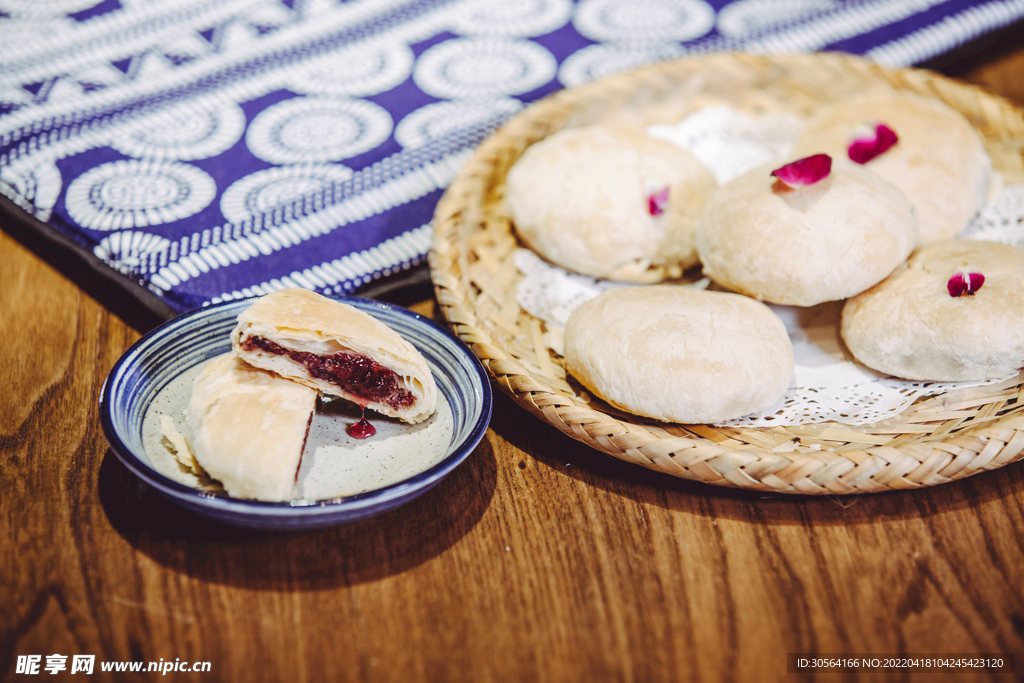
[160,414,200,475]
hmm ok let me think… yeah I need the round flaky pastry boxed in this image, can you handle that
[696,161,917,307]
[793,90,991,246]
[506,124,717,282]
[841,240,1024,381]
[565,287,795,424]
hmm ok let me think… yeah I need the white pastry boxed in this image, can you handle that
[231,288,437,424]
[506,124,717,282]
[183,354,318,501]
[793,90,991,246]
[696,161,917,307]
[841,240,1024,381]
[565,286,795,424]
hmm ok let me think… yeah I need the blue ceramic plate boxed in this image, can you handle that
[99,296,491,530]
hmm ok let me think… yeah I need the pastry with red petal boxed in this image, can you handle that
[841,240,1024,381]
[505,124,717,282]
[696,157,917,307]
[793,90,992,247]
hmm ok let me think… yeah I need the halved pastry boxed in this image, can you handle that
[231,288,437,424]
[183,354,318,501]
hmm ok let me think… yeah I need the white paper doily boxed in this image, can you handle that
[647,105,804,185]
[514,106,1024,427]
[959,182,1024,248]
[718,302,1010,427]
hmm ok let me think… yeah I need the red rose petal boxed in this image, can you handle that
[771,154,832,188]
[947,271,985,297]
[647,186,670,216]
[847,123,898,164]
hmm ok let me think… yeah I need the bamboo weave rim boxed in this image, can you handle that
[429,52,1024,495]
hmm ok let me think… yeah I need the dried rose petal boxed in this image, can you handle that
[847,123,898,164]
[947,271,985,297]
[771,154,832,188]
[647,186,670,216]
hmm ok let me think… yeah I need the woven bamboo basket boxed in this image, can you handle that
[428,51,1024,495]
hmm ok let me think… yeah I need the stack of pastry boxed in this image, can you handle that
[505,90,1024,425]
[175,288,437,501]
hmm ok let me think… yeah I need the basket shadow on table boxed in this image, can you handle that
[96,437,497,591]
[488,390,1024,527]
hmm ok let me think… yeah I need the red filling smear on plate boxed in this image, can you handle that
[847,123,898,164]
[947,271,985,297]
[347,418,376,439]
[647,186,670,216]
[771,154,832,189]
[347,407,376,439]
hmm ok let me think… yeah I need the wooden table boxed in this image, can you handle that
[4,38,1024,683]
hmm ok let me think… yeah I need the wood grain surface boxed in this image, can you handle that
[4,38,1024,682]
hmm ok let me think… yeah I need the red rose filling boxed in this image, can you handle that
[241,336,416,410]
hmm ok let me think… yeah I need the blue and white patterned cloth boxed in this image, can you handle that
[1,0,1022,314]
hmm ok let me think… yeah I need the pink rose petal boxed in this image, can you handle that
[647,186,670,216]
[771,154,832,188]
[847,123,898,164]
[947,271,985,297]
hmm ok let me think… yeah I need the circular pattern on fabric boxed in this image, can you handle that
[0,0,101,18]
[94,231,172,272]
[288,42,414,96]
[558,42,685,87]
[112,99,246,160]
[395,98,523,148]
[64,160,216,231]
[219,164,354,223]
[717,0,837,38]
[0,160,63,217]
[413,37,557,99]
[573,0,716,42]
[246,96,393,164]
[452,0,573,36]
